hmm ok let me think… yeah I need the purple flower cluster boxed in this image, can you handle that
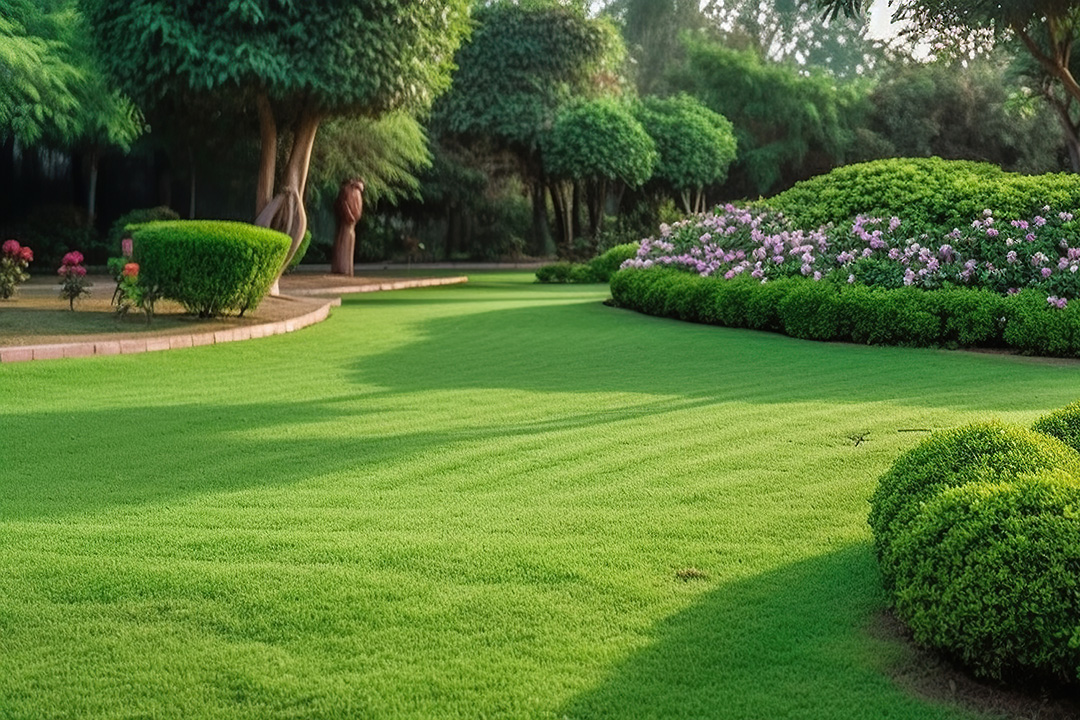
[623,204,1080,308]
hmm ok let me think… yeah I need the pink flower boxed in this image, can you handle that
[122,262,139,278]
[74,265,87,277]
[1042,267,1054,278]
[121,238,133,257]
[19,246,32,262]
[2,239,20,256]
[61,251,84,266]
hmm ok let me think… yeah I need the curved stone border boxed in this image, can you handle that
[0,275,468,363]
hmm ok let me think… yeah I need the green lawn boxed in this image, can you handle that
[2,272,1077,719]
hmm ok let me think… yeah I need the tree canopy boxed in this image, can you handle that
[82,0,472,278]
[635,94,737,213]
[673,37,866,195]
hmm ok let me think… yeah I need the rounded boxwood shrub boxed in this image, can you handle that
[588,242,639,282]
[132,220,290,317]
[870,423,1080,587]
[1033,401,1080,453]
[889,472,1080,684]
[871,420,1080,685]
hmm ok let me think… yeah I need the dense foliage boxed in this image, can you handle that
[672,38,867,195]
[626,200,1080,300]
[635,95,737,214]
[610,266,1080,355]
[869,420,1080,685]
[535,243,639,283]
[767,158,1080,236]
[131,220,289,317]
[83,0,471,269]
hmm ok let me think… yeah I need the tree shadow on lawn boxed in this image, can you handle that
[0,392,725,521]
[560,544,1073,720]
[347,297,1080,413]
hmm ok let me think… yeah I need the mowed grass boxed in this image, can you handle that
[2,272,1078,719]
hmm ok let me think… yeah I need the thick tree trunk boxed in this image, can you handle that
[254,104,323,295]
[255,92,277,217]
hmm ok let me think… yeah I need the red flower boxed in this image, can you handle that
[19,246,32,262]
[122,262,139,278]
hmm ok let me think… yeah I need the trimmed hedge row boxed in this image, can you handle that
[610,267,1080,356]
[871,417,1080,685]
[765,157,1080,237]
[536,243,639,283]
[132,220,290,317]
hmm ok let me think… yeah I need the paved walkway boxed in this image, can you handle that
[1,273,468,363]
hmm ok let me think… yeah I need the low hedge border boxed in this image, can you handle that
[610,267,1080,357]
[536,243,639,284]
[872,417,1080,686]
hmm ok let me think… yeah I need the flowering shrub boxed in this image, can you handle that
[57,251,91,310]
[114,262,160,323]
[0,239,33,298]
[623,205,1080,308]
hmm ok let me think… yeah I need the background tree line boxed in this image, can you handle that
[0,0,1074,268]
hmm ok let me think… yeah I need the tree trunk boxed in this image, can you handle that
[188,146,197,218]
[1046,91,1080,173]
[549,180,574,257]
[254,103,323,295]
[255,91,277,217]
[530,178,550,256]
[87,146,100,227]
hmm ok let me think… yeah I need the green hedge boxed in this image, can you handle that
[536,243,639,284]
[871,421,1080,684]
[107,206,180,255]
[609,267,1080,356]
[765,158,1080,236]
[132,220,290,317]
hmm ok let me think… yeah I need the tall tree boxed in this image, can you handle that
[673,38,868,195]
[705,0,881,77]
[1,0,142,225]
[433,0,619,255]
[602,0,706,94]
[813,1,1080,123]
[543,97,656,250]
[635,94,738,213]
[83,0,471,289]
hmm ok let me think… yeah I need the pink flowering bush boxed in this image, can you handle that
[57,251,91,310]
[623,204,1080,309]
[1,239,33,298]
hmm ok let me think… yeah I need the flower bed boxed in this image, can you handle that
[612,205,1080,356]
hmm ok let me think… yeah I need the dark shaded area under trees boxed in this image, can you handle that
[1,0,1075,269]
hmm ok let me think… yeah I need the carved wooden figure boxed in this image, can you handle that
[331,178,365,276]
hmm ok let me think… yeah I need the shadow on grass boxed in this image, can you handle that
[0,392,722,521]
[347,296,1080,412]
[560,544,967,720]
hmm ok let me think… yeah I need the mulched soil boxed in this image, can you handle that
[869,611,1080,719]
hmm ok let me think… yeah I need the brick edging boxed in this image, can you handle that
[0,276,468,363]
